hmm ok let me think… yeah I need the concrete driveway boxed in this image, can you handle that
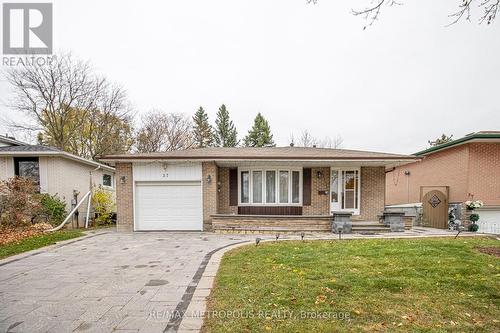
[0,231,251,333]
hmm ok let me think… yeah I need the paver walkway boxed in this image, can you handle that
[0,232,252,333]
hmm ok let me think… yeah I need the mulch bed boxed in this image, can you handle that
[0,223,52,246]
[475,246,500,258]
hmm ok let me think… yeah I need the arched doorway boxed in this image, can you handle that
[422,189,448,229]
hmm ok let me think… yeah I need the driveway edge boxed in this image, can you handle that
[168,240,251,333]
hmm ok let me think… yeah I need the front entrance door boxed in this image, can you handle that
[330,168,360,215]
[422,189,448,229]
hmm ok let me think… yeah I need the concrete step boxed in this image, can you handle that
[352,226,392,233]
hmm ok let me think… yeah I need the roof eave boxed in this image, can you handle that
[100,157,421,165]
[415,133,500,156]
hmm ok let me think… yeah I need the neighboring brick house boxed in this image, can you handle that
[0,135,115,226]
[386,131,500,232]
[101,147,417,232]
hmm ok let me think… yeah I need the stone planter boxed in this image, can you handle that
[332,211,353,234]
[384,212,405,232]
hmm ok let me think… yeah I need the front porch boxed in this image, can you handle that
[211,214,414,234]
[207,161,388,232]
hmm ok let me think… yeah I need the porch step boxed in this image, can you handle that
[352,226,392,233]
[351,221,391,233]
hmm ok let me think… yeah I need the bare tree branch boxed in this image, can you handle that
[135,111,194,153]
[309,0,499,27]
[292,130,344,149]
[4,52,134,160]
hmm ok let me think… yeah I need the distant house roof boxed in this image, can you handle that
[414,131,500,156]
[0,136,114,172]
[0,135,29,146]
[0,145,60,152]
[102,146,418,163]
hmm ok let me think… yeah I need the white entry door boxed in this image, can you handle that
[135,182,202,231]
[330,168,360,215]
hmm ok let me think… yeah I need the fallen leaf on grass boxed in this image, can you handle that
[315,294,327,304]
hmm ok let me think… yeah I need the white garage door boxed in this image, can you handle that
[135,182,202,231]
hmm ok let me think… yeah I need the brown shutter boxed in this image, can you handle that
[303,168,311,206]
[229,168,238,206]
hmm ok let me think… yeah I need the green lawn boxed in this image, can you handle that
[204,237,500,332]
[0,230,84,259]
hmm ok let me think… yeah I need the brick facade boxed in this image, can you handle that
[358,166,386,221]
[216,166,385,220]
[467,143,500,206]
[217,167,238,214]
[303,167,331,215]
[202,161,218,231]
[386,143,500,206]
[115,163,134,232]
[115,162,387,232]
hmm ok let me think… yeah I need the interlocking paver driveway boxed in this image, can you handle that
[0,231,251,333]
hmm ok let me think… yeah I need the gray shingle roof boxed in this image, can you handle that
[0,145,61,152]
[102,146,417,161]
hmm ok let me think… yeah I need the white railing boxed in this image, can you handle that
[476,220,500,235]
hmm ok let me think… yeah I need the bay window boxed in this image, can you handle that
[279,171,289,203]
[265,171,276,203]
[239,168,302,205]
[241,171,249,203]
[292,171,300,203]
[252,171,263,203]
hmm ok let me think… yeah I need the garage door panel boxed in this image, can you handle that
[135,182,202,231]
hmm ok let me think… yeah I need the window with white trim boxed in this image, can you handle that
[103,174,113,187]
[239,168,302,205]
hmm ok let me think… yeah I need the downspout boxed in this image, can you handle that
[47,191,91,232]
[85,165,101,228]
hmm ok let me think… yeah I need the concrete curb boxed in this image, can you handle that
[0,229,110,267]
[176,241,251,333]
[176,230,490,333]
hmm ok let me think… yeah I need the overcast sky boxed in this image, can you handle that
[1,0,499,154]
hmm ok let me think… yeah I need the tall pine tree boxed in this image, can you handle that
[214,104,238,147]
[192,106,213,148]
[243,113,275,147]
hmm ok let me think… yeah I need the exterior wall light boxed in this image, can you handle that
[317,171,323,178]
[120,176,126,184]
[207,175,212,183]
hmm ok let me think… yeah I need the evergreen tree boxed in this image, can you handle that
[243,113,275,147]
[192,106,213,148]
[213,104,238,147]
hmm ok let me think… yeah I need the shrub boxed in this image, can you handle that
[469,213,480,223]
[0,177,42,227]
[39,193,67,226]
[469,223,479,232]
[92,186,115,225]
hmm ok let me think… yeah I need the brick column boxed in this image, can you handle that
[359,166,385,221]
[202,161,218,231]
[116,162,134,232]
